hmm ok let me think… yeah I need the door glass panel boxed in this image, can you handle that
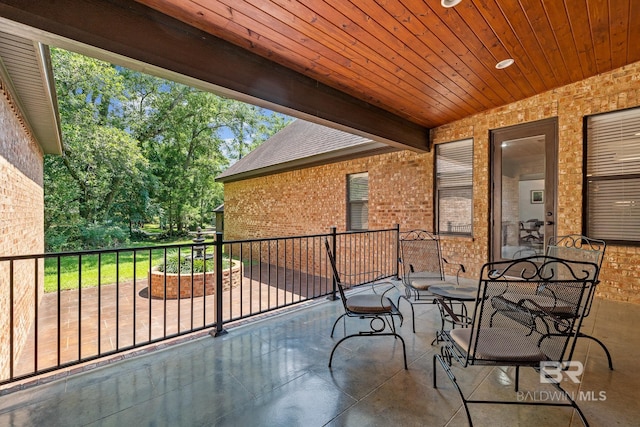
[500,135,546,259]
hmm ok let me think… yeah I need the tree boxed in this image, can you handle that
[46,49,149,249]
[45,48,290,249]
[122,77,290,233]
[222,102,289,160]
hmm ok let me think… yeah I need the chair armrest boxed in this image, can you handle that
[435,297,464,326]
[491,295,570,335]
[442,258,466,285]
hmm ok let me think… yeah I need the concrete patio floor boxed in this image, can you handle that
[0,284,638,426]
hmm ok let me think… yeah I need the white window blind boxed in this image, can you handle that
[348,173,368,230]
[586,107,640,242]
[436,139,473,235]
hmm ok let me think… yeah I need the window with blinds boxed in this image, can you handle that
[347,172,368,230]
[436,139,473,235]
[586,107,640,243]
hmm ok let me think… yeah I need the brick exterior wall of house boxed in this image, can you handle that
[224,61,640,304]
[431,61,640,303]
[0,81,45,379]
[224,149,434,239]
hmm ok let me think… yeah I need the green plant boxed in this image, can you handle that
[81,222,130,249]
[156,253,229,274]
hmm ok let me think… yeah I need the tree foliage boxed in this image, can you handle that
[45,49,290,250]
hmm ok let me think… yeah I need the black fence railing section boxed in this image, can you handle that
[0,226,399,385]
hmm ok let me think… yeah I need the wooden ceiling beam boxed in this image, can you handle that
[0,0,431,152]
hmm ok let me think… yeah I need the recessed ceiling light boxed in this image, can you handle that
[441,0,462,8]
[496,58,515,69]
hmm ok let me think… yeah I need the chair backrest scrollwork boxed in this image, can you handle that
[545,234,605,317]
[399,230,445,286]
[464,255,598,366]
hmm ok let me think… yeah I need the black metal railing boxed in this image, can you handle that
[0,226,399,385]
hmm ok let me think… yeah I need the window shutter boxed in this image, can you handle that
[349,174,368,201]
[349,202,369,230]
[437,140,473,187]
[587,180,640,240]
[587,109,640,176]
[348,173,368,230]
[436,139,473,235]
[586,107,640,242]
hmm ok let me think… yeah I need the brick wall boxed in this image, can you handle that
[224,149,433,240]
[224,60,640,304]
[148,261,242,299]
[0,81,45,380]
[432,61,640,303]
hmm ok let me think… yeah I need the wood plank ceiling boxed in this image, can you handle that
[136,0,640,130]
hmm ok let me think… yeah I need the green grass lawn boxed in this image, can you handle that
[43,238,220,293]
[141,223,164,234]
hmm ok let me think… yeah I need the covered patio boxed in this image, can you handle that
[0,1,639,426]
[1,285,637,426]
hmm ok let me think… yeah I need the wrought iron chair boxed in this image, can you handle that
[397,230,465,332]
[545,235,610,368]
[498,235,610,368]
[434,256,597,426]
[324,238,407,369]
[519,219,544,245]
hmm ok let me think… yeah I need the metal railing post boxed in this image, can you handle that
[395,223,401,280]
[327,226,338,301]
[213,231,228,337]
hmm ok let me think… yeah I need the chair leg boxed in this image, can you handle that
[569,333,613,370]
[397,296,414,332]
[330,314,347,338]
[409,302,416,333]
[434,358,590,427]
[433,354,474,426]
[329,333,408,369]
[399,333,408,369]
[550,377,591,427]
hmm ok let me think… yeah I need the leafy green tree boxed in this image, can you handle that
[123,78,289,233]
[222,102,288,160]
[46,49,148,249]
[45,48,290,249]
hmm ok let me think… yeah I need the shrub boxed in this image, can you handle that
[156,253,227,274]
[80,222,130,249]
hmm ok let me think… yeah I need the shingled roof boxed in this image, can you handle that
[216,120,395,183]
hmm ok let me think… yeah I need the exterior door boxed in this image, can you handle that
[490,118,557,261]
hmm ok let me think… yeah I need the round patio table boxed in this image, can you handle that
[430,284,478,301]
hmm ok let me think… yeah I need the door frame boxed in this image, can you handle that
[490,117,558,261]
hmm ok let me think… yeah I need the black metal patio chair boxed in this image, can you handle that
[396,230,465,332]
[325,238,407,369]
[496,235,610,368]
[433,255,598,427]
[544,235,610,368]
